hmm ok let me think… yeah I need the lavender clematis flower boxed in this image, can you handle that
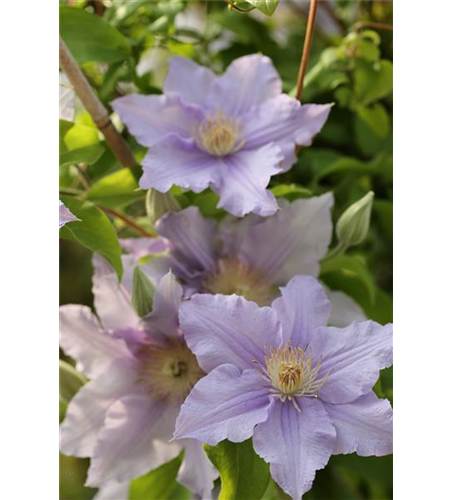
[174,276,393,500]
[59,255,218,497]
[121,195,365,322]
[112,54,332,217]
[59,200,78,229]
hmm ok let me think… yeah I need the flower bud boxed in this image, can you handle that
[336,191,374,249]
[132,266,156,318]
[146,189,180,225]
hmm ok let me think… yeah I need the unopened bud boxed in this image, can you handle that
[132,266,156,318]
[146,189,180,225]
[336,191,374,249]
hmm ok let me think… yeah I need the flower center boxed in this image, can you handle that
[255,344,329,412]
[136,339,204,404]
[202,257,275,306]
[194,110,245,156]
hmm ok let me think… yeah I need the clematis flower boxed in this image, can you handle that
[122,193,364,323]
[59,255,218,498]
[112,54,332,217]
[174,275,393,500]
[59,200,78,229]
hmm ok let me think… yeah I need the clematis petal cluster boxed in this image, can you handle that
[59,200,78,229]
[174,276,393,500]
[59,255,218,498]
[112,54,332,217]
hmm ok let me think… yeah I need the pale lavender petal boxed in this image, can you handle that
[253,398,336,500]
[59,73,75,121]
[143,271,183,341]
[179,294,282,373]
[235,194,333,283]
[312,321,393,404]
[326,289,367,327]
[87,394,182,486]
[244,96,332,170]
[215,143,283,217]
[174,365,271,446]
[156,207,217,275]
[177,439,219,499]
[92,254,140,333]
[207,54,282,117]
[60,305,132,379]
[93,481,129,500]
[120,237,170,260]
[112,94,203,147]
[140,135,221,193]
[60,358,137,458]
[271,276,330,346]
[59,200,78,229]
[324,392,393,456]
[164,56,216,107]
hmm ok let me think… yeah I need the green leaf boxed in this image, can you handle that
[356,104,390,138]
[64,123,99,150]
[321,255,377,304]
[59,143,105,168]
[59,196,123,280]
[131,266,156,318]
[129,453,190,500]
[60,6,131,63]
[205,439,270,500]
[247,0,280,16]
[59,120,74,153]
[354,60,393,106]
[87,169,144,208]
[270,183,313,201]
[373,199,393,242]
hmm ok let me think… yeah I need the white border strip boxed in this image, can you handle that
[394,409,452,454]
[391,323,452,365]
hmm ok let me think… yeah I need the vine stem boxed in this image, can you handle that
[295,0,318,102]
[99,206,155,238]
[59,36,136,168]
[353,21,452,31]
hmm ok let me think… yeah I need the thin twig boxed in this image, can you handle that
[59,36,136,169]
[295,0,319,102]
[100,206,155,238]
[353,21,452,31]
[59,187,84,196]
[74,164,91,190]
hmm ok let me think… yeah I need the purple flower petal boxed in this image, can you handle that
[92,481,130,500]
[60,305,132,379]
[174,365,271,446]
[253,398,336,500]
[312,321,393,404]
[324,391,393,456]
[215,144,283,217]
[176,439,219,498]
[92,254,140,334]
[326,289,366,327]
[120,237,170,260]
[207,54,282,117]
[179,293,282,373]
[60,358,137,458]
[142,271,183,341]
[235,195,333,283]
[140,135,221,193]
[112,94,203,147]
[244,97,332,171]
[164,56,216,107]
[59,200,78,229]
[271,276,330,346]
[156,207,217,276]
[87,393,182,486]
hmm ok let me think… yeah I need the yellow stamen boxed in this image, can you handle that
[254,343,329,412]
[194,110,245,156]
[202,258,275,306]
[136,339,204,404]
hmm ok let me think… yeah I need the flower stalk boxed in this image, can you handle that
[295,0,319,102]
